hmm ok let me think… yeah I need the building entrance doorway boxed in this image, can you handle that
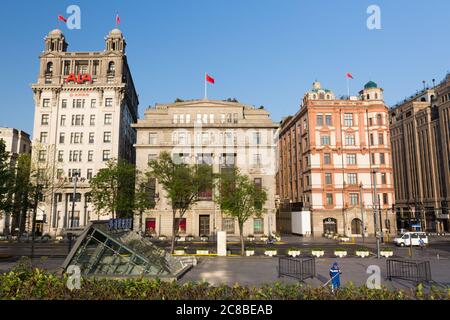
[351,218,363,235]
[323,218,337,234]
[199,215,210,236]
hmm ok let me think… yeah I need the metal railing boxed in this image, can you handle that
[278,257,315,282]
[386,259,432,284]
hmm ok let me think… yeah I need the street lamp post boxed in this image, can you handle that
[372,170,380,258]
[68,173,78,253]
[30,184,41,259]
[359,182,365,243]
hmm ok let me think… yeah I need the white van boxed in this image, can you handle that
[393,232,429,247]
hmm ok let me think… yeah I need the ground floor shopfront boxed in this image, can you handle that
[395,206,449,233]
[137,208,277,238]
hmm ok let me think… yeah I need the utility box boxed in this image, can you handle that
[217,231,227,256]
[291,211,311,236]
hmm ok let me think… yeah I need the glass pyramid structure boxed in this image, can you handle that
[61,221,190,279]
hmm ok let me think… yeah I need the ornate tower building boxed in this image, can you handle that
[30,29,139,236]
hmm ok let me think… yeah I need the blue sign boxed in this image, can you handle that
[108,218,133,231]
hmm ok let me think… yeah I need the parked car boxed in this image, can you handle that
[393,232,429,247]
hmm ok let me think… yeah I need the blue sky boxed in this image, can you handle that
[0,0,449,135]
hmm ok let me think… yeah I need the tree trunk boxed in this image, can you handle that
[239,222,244,256]
[170,209,176,254]
[139,210,143,234]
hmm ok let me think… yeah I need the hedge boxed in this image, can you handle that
[0,258,449,300]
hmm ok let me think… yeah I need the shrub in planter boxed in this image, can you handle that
[311,248,325,258]
[200,235,209,242]
[287,248,301,257]
[186,235,194,241]
[334,248,347,258]
[196,248,209,255]
[259,235,269,241]
[355,247,370,258]
[247,235,255,242]
[264,248,277,257]
[245,248,255,256]
[158,235,167,241]
[380,247,394,258]
[173,247,185,255]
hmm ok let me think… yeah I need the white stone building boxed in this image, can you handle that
[133,99,278,237]
[30,28,138,236]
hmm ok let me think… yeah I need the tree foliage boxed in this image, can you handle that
[89,159,137,219]
[0,139,12,215]
[215,167,267,255]
[148,151,214,253]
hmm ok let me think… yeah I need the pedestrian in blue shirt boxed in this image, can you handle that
[329,262,342,293]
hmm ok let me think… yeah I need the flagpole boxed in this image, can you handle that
[347,77,350,99]
[204,73,207,100]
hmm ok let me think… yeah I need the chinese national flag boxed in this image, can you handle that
[346,72,354,79]
[58,15,67,23]
[206,74,215,84]
[116,14,121,25]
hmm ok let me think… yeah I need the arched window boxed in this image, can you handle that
[351,218,363,235]
[319,93,325,100]
[377,113,383,125]
[367,94,370,100]
[108,61,115,74]
[420,97,426,102]
[312,94,317,100]
[326,94,330,100]
[46,62,53,74]
[375,93,378,99]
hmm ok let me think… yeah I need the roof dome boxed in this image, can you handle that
[364,81,378,89]
[48,29,64,37]
[109,28,123,37]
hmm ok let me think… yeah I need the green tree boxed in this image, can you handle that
[9,154,33,235]
[215,168,267,255]
[134,172,156,233]
[0,139,12,216]
[148,151,214,253]
[89,159,136,219]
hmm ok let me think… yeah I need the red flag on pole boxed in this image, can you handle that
[58,15,67,23]
[346,72,354,79]
[116,14,121,26]
[206,74,215,84]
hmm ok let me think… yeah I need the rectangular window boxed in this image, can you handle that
[347,173,357,185]
[89,132,94,144]
[383,193,388,205]
[72,114,84,126]
[324,153,331,165]
[38,150,46,162]
[370,133,374,146]
[325,114,332,126]
[381,173,387,185]
[343,113,354,126]
[72,99,84,109]
[186,114,191,123]
[41,114,49,125]
[70,132,83,144]
[88,150,94,162]
[87,169,93,180]
[345,134,355,146]
[58,150,64,162]
[103,131,112,143]
[59,132,65,144]
[102,150,111,161]
[61,99,67,109]
[325,173,332,185]
[378,133,384,145]
[179,114,185,124]
[346,153,357,165]
[253,218,264,234]
[349,193,359,205]
[209,114,214,123]
[174,218,187,233]
[173,114,178,124]
[253,132,262,145]
[223,218,235,234]
[371,153,376,165]
[39,132,48,143]
[105,98,113,107]
[149,133,157,145]
[326,193,333,205]
[380,153,385,164]
[104,114,112,125]
[148,154,157,162]
[253,154,262,167]
[316,114,323,126]
[90,99,96,108]
[42,99,50,108]
[321,135,330,146]
[233,113,238,123]
[56,169,63,179]
[60,115,66,126]
[90,115,95,126]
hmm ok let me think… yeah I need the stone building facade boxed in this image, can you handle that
[389,74,450,233]
[30,28,138,236]
[0,127,31,235]
[133,99,278,237]
[277,81,396,237]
